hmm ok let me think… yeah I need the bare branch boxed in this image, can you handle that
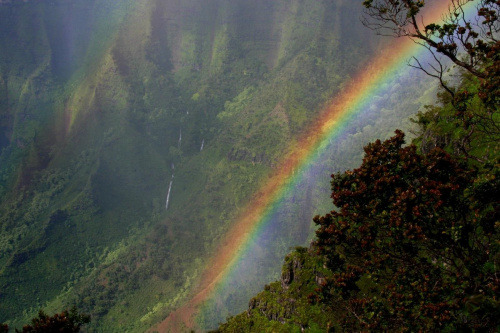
[362,0,488,79]
[408,55,456,99]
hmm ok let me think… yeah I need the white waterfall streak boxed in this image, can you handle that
[166,175,174,210]
[178,128,182,148]
[200,139,204,151]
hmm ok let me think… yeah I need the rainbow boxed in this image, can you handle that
[155,0,478,330]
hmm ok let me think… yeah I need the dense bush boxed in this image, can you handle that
[314,130,500,331]
[1,307,90,333]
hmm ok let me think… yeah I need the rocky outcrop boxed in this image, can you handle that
[280,254,304,289]
[240,246,328,329]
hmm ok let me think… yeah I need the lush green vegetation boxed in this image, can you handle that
[0,0,443,331]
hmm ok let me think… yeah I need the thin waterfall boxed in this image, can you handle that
[200,139,204,151]
[178,128,182,148]
[166,174,174,210]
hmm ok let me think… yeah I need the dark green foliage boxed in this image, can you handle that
[410,67,500,163]
[0,307,90,333]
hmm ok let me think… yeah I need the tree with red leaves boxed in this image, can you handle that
[313,130,500,331]
[1,307,90,333]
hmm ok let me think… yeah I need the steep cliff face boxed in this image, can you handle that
[0,0,428,331]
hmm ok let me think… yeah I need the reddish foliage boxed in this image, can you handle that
[313,131,500,331]
[2,307,90,333]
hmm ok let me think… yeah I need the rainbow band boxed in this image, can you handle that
[156,0,478,330]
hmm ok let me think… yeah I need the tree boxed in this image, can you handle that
[313,131,500,331]
[361,0,498,80]
[362,0,500,157]
[361,0,500,101]
[0,307,90,333]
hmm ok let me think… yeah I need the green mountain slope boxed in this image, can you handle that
[0,0,437,331]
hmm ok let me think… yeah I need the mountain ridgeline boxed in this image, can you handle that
[0,0,438,331]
